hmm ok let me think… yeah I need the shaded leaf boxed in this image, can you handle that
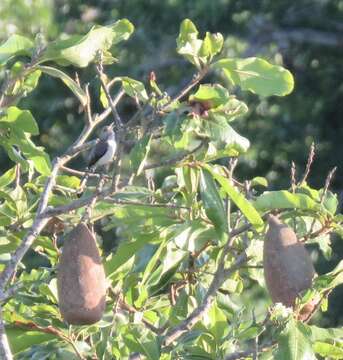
[38,65,87,106]
[200,168,227,237]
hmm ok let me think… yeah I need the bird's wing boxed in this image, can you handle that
[88,141,108,168]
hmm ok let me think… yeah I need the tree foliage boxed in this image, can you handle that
[0,16,342,360]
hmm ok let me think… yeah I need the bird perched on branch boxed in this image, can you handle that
[88,123,116,169]
[77,123,117,196]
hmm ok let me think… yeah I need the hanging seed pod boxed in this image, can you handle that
[263,214,315,307]
[57,223,107,325]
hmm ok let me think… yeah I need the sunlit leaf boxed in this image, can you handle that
[0,35,33,65]
[213,57,294,96]
[204,164,264,231]
[40,19,134,67]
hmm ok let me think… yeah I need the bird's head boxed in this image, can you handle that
[99,123,115,140]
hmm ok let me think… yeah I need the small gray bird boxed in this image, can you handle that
[87,124,116,169]
[78,124,117,196]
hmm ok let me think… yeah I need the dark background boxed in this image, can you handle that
[1,0,343,325]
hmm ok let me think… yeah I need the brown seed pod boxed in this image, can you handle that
[57,223,107,325]
[263,214,315,307]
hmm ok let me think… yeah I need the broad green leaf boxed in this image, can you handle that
[313,342,343,359]
[129,134,152,175]
[30,154,51,175]
[213,57,294,97]
[123,330,160,360]
[173,220,216,252]
[40,19,134,67]
[320,190,338,215]
[313,260,343,291]
[141,239,168,285]
[0,167,16,188]
[200,32,224,58]
[305,324,343,342]
[254,190,323,212]
[202,118,250,158]
[204,164,264,231]
[251,176,268,188]
[0,35,33,65]
[204,300,228,345]
[1,107,39,135]
[38,65,87,106]
[10,186,27,217]
[275,319,315,360]
[10,62,41,97]
[6,327,56,354]
[176,19,202,67]
[189,84,230,109]
[105,234,154,277]
[121,77,149,102]
[200,168,227,237]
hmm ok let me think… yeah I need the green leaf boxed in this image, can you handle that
[189,84,230,109]
[199,168,227,237]
[105,234,153,277]
[129,134,152,175]
[306,324,343,342]
[213,57,294,97]
[10,62,41,97]
[254,190,323,212]
[204,164,264,231]
[275,319,315,360]
[313,342,343,359]
[176,19,203,67]
[6,327,56,354]
[0,35,33,65]
[204,300,228,345]
[30,154,51,175]
[174,220,216,252]
[200,32,224,58]
[1,107,39,135]
[10,186,28,217]
[0,167,16,188]
[251,176,269,188]
[38,65,88,106]
[40,19,134,67]
[121,77,149,102]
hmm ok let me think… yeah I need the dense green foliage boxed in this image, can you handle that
[1,2,343,359]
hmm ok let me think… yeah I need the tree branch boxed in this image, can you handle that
[162,251,248,347]
[0,307,12,360]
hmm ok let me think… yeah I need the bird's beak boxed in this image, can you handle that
[109,122,115,130]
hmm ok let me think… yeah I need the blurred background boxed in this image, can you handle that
[1,0,343,325]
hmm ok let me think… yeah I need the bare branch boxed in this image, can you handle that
[0,307,12,360]
[143,141,205,170]
[96,63,123,129]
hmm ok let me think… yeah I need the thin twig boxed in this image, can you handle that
[159,66,209,113]
[291,161,297,193]
[143,141,205,171]
[96,63,123,129]
[299,142,315,185]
